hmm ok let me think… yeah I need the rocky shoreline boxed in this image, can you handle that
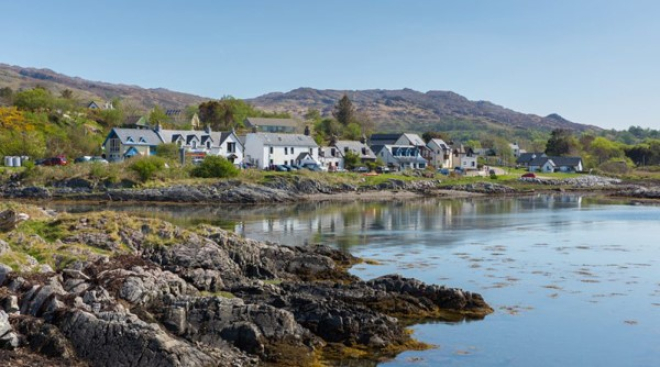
[0,209,493,366]
[0,174,649,204]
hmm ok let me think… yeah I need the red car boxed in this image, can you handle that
[41,156,68,166]
[521,172,536,178]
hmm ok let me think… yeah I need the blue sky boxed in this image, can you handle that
[2,0,659,130]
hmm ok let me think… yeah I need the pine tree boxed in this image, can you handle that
[332,94,354,126]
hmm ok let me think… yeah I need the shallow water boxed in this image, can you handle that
[53,195,660,366]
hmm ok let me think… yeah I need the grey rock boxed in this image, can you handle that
[0,263,12,286]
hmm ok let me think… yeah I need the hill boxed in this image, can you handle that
[0,63,598,138]
[0,63,207,111]
[249,88,598,138]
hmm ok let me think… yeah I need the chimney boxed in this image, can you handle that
[329,135,337,147]
[155,122,161,132]
[204,124,211,134]
[252,126,258,133]
[360,133,367,144]
[304,125,310,136]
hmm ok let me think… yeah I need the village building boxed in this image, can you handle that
[371,145,426,170]
[528,156,583,173]
[426,138,453,168]
[102,125,243,164]
[244,117,300,133]
[243,132,319,169]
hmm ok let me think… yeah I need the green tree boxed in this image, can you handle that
[343,151,360,169]
[545,129,578,156]
[191,156,239,178]
[60,89,74,99]
[130,156,166,181]
[342,122,362,140]
[588,137,624,165]
[149,106,170,127]
[156,143,181,161]
[332,94,354,126]
[13,87,54,111]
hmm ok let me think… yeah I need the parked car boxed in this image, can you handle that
[89,156,109,164]
[521,172,536,178]
[74,156,92,164]
[375,166,390,174]
[284,165,297,171]
[39,156,68,166]
[438,168,450,175]
[352,166,369,173]
[302,164,322,172]
[275,165,288,171]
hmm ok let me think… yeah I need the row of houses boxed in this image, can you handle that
[102,116,583,172]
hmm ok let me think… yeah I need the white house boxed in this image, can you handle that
[319,146,344,171]
[372,145,426,170]
[528,156,583,173]
[243,132,319,169]
[426,138,453,168]
[318,140,377,171]
[451,144,478,170]
[102,125,243,164]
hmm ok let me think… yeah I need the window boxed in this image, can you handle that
[309,148,314,155]
[291,147,294,155]
[192,141,197,149]
[139,137,146,143]
[110,139,120,152]
[227,142,236,153]
[285,147,288,155]
[269,146,274,154]
[126,137,134,143]
[269,159,273,166]
[331,148,335,157]
[344,147,349,154]
[207,141,211,149]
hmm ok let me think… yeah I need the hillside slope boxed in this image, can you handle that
[249,87,597,135]
[0,63,207,111]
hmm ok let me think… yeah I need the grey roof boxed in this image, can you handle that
[370,134,400,145]
[244,117,300,128]
[429,138,450,150]
[529,156,582,167]
[296,152,312,161]
[320,146,342,158]
[334,140,376,159]
[517,152,545,164]
[401,133,425,146]
[158,130,217,145]
[249,133,318,147]
[108,128,162,146]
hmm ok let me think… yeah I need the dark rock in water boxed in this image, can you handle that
[0,211,493,366]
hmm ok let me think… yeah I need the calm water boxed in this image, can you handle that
[52,196,660,366]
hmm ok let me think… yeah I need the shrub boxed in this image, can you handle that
[129,156,166,181]
[191,156,239,178]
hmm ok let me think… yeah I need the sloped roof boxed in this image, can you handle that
[429,138,450,150]
[529,156,582,167]
[244,117,300,128]
[249,133,318,147]
[517,152,545,164]
[370,134,400,145]
[107,128,162,146]
[334,140,376,159]
[401,133,425,146]
[320,146,342,158]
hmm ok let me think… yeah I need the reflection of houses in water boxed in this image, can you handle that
[237,200,489,247]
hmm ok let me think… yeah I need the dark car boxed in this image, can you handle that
[352,166,369,173]
[275,165,289,172]
[42,156,68,166]
[74,156,92,164]
[521,172,536,178]
[375,166,390,174]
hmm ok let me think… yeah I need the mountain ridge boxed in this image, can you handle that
[0,63,598,135]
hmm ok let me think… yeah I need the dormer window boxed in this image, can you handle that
[139,137,146,143]
[126,137,134,143]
